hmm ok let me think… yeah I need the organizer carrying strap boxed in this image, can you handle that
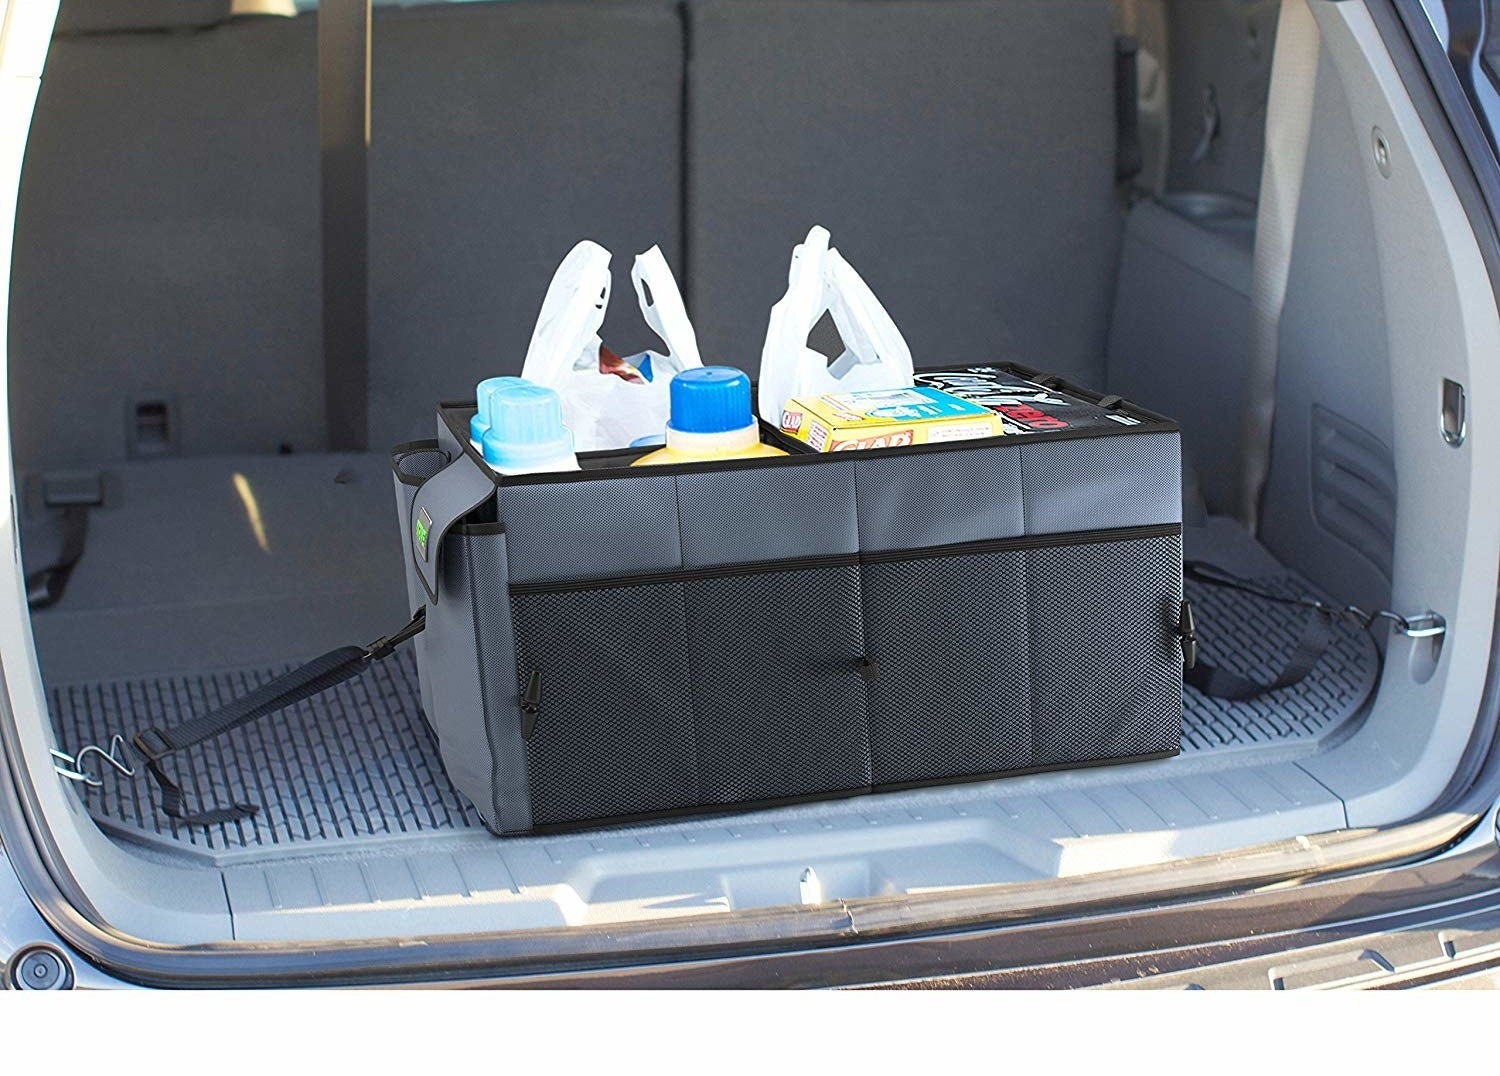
[131,610,425,827]
[1180,560,1335,701]
[1181,560,1443,701]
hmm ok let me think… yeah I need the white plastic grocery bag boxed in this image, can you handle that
[520,241,703,451]
[757,225,914,422]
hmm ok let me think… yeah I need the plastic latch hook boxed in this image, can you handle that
[1177,601,1198,670]
[520,671,542,740]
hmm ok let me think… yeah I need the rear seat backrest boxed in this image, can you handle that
[685,0,1123,383]
[366,0,686,450]
[10,0,323,468]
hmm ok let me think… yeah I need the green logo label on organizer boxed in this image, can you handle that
[415,507,433,561]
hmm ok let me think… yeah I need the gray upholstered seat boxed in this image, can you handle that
[683,0,1124,384]
[366,0,686,449]
[11,0,323,468]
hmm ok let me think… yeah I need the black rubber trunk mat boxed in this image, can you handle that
[48,650,485,854]
[46,572,1378,856]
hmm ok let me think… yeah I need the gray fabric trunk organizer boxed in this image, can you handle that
[394,365,1189,835]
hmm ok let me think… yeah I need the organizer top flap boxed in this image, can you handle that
[408,450,498,604]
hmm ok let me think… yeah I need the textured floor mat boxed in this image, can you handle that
[1180,570,1381,753]
[49,570,1379,857]
[48,650,485,855]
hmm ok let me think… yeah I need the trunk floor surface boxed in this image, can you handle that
[28,456,1380,862]
[44,545,1380,859]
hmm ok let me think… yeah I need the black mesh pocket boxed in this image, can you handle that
[687,564,872,803]
[511,581,700,826]
[1026,533,1183,765]
[865,550,1032,784]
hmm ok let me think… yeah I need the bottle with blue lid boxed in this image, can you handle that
[470,377,581,475]
[632,366,787,466]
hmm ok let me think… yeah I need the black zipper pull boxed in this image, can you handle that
[520,670,542,739]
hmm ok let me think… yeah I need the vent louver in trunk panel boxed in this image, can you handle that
[1310,406,1396,581]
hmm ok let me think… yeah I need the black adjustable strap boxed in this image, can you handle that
[26,503,89,610]
[1181,560,1344,701]
[132,610,424,827]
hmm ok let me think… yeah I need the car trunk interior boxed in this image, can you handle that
[5,0,1499,945]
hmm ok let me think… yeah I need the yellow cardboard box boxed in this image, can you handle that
[778,386,1004,452]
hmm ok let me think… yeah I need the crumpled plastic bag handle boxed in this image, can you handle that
[519,242,702,451]
[632,245,704,371]
[520,239,612,386]
[757,225,914,420]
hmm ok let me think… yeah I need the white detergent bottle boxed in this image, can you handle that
[469,377,580,476]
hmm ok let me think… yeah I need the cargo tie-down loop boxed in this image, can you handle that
[1179,560,1444,701]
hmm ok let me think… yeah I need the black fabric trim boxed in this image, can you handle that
[859,523,1182,565]
[390,439,450,486]
[452,521,505,537]
[511,552,863,596]
[432,361,1180,490]
[509,523,1182,596]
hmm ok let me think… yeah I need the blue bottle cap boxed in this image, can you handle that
[474,377,574,470]
[470,376,513,445]
[668,366,754,435]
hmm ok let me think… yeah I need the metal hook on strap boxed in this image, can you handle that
[52,734,135,789]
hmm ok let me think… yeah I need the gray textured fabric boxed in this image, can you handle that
[1027,532,1182,764]
[421,529,504,830]
[408,451,499,603]
[685,0,1123,384]
[855,444,1024,552]
[391,442,453,721]
[54,0,233,34]
[500,476,682,584]
[463,529,531,833]
[366,0,686,450]
[510,578,699,826]
[1020,432,1182,535]
[687,565,872,802]
[10,14,324,470]
[677,461,858,566]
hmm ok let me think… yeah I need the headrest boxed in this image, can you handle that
[54,0,235,35]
